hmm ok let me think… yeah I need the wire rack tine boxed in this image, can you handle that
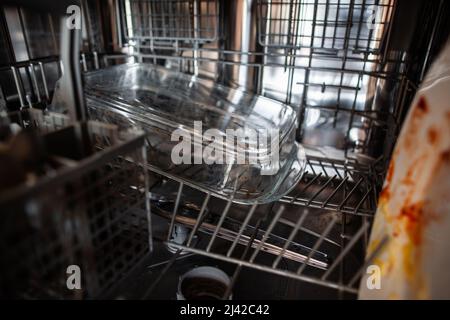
[272,209,309,269]
[142,249,184,299]
[166,181,184,242]
[249,206,285,263]
[223,218,264,300]
[206,197,233,252]
[11,66,25,108]
[38,62,50,101]
[354,186,373,214]
[338,177,364,210]
[297,215,338,275]
[348,235,389,288]
[321,220,370,281]
[279,217,340,247]
[307,174,337,206]
[186,192,210,246]
[168,244,358,294]
[29,64,41,103]
[226,203,258,257]
[322,176,349,207]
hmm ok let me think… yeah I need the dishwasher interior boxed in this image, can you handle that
[0,0,449,300]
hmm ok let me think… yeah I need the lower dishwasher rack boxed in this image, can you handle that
[113,145,384,299]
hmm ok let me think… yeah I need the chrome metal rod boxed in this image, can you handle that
[192,0,199,76]
[249,206,285,263]
[229,218,328,259]
[348,236,389,288]
[291,172,323,203]
[160,212,328,269]
[223,218,264,300]
[145,253,194,270]
[321,221,370,280]
[141,249,183,300]
[59,21,87,121]
[166,182,184,242]
[81,53,88,72]
[142,146,153,252]
[338,178,364,210]
[11,67,25,107]
[322,176,350,207]
[168,244,357,295]
[186,192,211,247]
[279,217,340,247]
[354,186,373,214]
[288,170,308,203]
[127,51,398,78]
[272,209,309,269]
[298,216,338,275]
[206,197,233,252]
[279,196,374,218]
[29,64,41,102]
[38,62,50,101]
[307,175,337,206]
[226,203,258,258]
[93,51,100,70]
[331,162,344,180]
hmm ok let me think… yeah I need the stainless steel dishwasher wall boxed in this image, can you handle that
[119,0,447,162]
[220,0,260,91]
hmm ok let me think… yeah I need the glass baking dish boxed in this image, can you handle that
[84,64,297,154]
[85,63,306,203]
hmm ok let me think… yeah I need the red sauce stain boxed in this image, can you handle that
[379,186,390,203]
[397,198,440,248]
[442,150,450,163]
[401,154,427,186]
[404,97,429,150]
[404,134,413,151]
[380,160,395,203]
[399,202,424,246]
[395,150,441,248]
[416,97,428,113]
[427,128,439,145]
[386,160,395,184]
[412,98,428,125]
[402,174,415,186]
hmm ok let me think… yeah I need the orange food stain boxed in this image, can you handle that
[427,128,438,145]
[386,160,395,184]
[400,154,427,186]
[398,202,424,246]
[442,150,450,163]
[402,242,416,280]
[404,97,429,150]
[401,172,415,186]
[397,200,439,247]
[416,97,428,113]
[379,186,390,204]
[380,160,395,204]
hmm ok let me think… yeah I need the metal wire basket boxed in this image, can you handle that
[123,0,219,46]
[257,0,395,54]
[140,162,383,298]
[0,109,151,299]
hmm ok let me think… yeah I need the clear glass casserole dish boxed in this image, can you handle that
[85,63,306,203]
